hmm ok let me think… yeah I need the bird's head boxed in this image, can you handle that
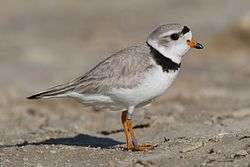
[147,24,203,64]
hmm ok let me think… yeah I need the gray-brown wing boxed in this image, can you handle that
[27,44,153,99]
[72,45,153,94]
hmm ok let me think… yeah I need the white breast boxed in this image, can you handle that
[109,65,180,106]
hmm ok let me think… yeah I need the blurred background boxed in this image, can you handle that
[1,0,250,91]
[1,0,250,166]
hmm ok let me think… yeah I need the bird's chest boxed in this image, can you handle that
[137,67,179,99]
[111,67,180,106]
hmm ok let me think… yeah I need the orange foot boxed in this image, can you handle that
[121,110,157,152]
[131,143,156,151]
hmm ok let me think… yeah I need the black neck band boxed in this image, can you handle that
[147,42,181,72]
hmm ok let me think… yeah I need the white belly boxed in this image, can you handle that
[109,66,179,106]
[67,66,179,108]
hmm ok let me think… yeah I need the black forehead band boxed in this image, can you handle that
[181,26,190,35]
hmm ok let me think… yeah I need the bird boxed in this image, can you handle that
[27,23,203,151]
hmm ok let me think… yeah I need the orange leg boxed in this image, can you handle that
[121,110,155,151]
[121,111,134,150]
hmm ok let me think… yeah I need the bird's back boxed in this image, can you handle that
[27,43,154,100]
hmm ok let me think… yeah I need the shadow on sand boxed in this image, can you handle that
[1,134,124,149]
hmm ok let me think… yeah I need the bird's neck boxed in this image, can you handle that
[146,40,183,64]
[147,42,181,72]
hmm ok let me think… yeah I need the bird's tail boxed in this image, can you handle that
[27,83,75,100]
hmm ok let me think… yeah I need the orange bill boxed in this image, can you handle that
[187,38,204,49]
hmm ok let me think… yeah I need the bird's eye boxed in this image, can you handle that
[170,33,179,40]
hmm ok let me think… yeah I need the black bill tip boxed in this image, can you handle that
[195,43,204,49]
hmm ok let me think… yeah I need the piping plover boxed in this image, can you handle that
[28,23,203,151]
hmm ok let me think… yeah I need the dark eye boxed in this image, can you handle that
[170,33,179,40]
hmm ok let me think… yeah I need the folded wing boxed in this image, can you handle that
[27,44,153,99]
